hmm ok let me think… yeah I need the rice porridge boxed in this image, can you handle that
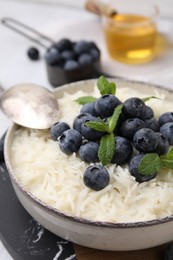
[11,84,173,223]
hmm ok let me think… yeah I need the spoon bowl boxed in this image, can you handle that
[0,83,59,129]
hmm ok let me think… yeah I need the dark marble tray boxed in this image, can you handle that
[0,136,76,260]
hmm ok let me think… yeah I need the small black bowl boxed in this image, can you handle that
[44,38,102,87]
[46,58,101,87]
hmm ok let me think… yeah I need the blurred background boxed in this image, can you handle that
[5,0,173,18]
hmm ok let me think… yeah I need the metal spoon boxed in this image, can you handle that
[0,83,59,129]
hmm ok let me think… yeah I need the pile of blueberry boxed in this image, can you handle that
[44,38,100,70]
[50,86,173,191]
[27,38,101,86]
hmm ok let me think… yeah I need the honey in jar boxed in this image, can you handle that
[103,13,157,64]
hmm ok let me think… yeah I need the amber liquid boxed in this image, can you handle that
[104,14,157,64]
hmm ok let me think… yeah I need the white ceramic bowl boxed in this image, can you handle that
[4,79,173,251]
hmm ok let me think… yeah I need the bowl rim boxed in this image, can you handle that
[4,77,173,229]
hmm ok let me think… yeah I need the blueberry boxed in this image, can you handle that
[133,128,159,153]
[87,41,99,50]
[45,47,61,65]
[74,40,90,54]
[144,105,154,119]
[63,60,79,70]
[158,112,173,126]
[144,118,159,132]
[78,53,92,67]
[79,141,99,162]
[83,165,110,191]
[129,154,157,183]
[58,129,82,154]
[50,122,70,141]
[80,102,98,116]
[95,94,121,118]
[60,50,76,61]
[81,117,105,141]
[90,48,100,60]
[160,122,173,145]
[164,242,173,260]
[73,113,94,133]
[27,47,39,60]
[120,118,145,140]
[111,136,133,165]
[55,38,73,51]
[155,132,169,155]
[123,97,146,119]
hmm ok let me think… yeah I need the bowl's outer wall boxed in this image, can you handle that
[4,79,173,251]
[12,180,173,251]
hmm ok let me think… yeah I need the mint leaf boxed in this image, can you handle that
[108,104,123,132]
[108,82,116,95]
[138,153,162,176]
[161,147,173,160]
[98,133,115,165]
[97,76,116,95]
[142,96,161,102]
[161,158,173,170]
[85,120,110,133]
[160,147,173,169]
[75,96,97,104]
[97,76,109,95]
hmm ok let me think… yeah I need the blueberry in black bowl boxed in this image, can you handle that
[45,47,61,65]
[55,38,73,52]
[45,38,101,87]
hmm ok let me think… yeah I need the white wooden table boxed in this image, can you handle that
[0,0,173,259]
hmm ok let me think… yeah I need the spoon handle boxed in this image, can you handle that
[85,0,117,17]
[1,17,55,49]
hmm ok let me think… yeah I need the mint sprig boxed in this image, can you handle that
[85,118,110,133]
[108,104,123,132]
[85,104,123,165]
[142,96,161,102]
[85,104,123,134]
[98,133,115,166]
[138,147,173,176]
[160,147,173,169]
[97,76,116,96]
[75,96,97,105]
[75,76,116,105]
[74,76,121,165]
